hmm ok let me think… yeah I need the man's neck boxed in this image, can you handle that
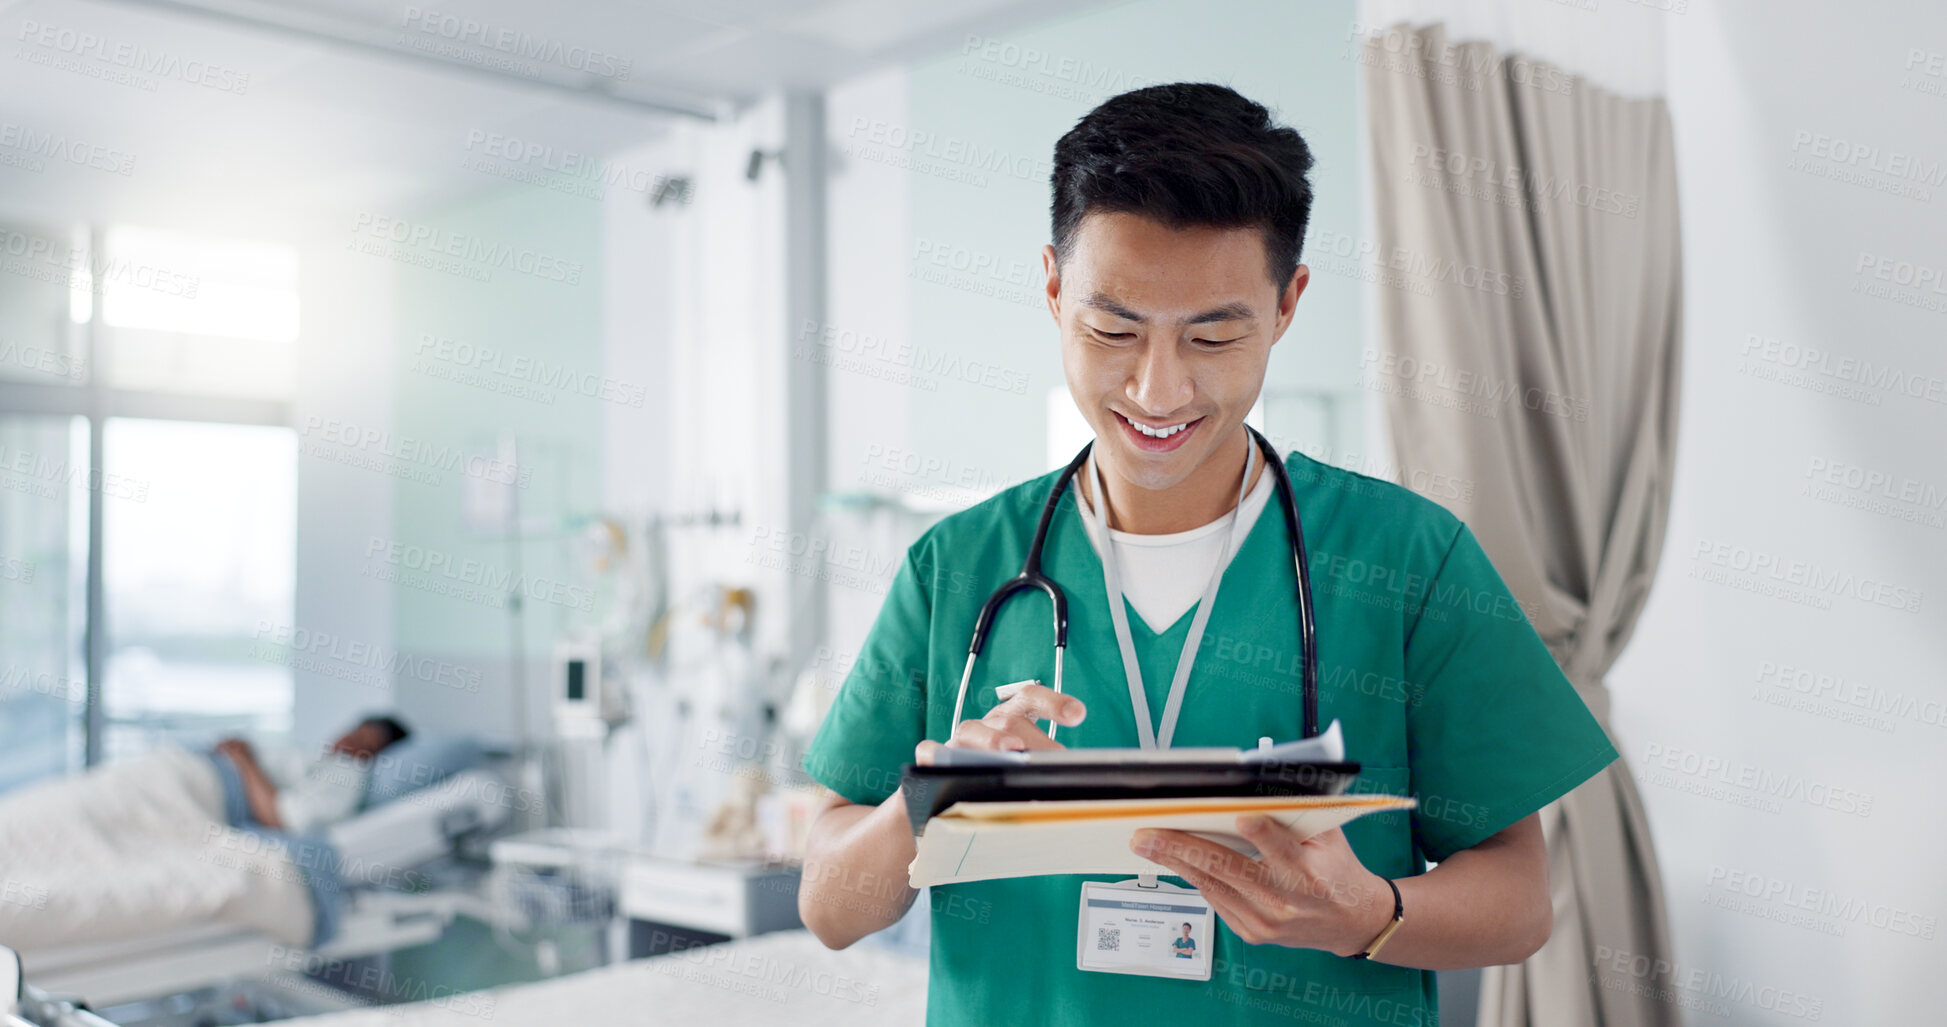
[1084,427,1262,535]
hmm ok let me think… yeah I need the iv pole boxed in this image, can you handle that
[500,431,546,826]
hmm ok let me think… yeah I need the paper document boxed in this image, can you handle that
[908,791,1414,888]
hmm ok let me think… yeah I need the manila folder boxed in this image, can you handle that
[908,794,1416,888]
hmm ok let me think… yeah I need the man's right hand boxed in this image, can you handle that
[913,683,1087,765]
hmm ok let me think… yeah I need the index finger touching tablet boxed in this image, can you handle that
[991,681,1086,727]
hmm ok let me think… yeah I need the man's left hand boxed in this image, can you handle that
[1131,817,1391,957]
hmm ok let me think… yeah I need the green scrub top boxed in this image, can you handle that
[804,449,1617,1027]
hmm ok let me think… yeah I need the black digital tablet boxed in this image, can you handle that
[899,760,1363,836]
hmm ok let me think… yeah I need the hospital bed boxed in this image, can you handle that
[3,738,516,1014]
[8,930,929,1027]
[16,871,496,1008]
[6,945,117,1027]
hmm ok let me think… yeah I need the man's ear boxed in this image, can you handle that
[1271,264,1310,345]
[1041,244,1062,323]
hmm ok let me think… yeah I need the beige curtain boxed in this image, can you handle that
[1361,24,1684,1027]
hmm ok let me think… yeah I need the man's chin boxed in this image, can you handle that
[1099,438,1206,492]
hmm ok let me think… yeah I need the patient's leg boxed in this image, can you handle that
[0,743,227,841]
[0,745,320,951]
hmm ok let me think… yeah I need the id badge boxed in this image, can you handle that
[1077,879,1213,981]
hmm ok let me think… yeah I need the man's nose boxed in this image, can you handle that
[1128,341,1194,414]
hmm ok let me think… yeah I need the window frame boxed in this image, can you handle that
[0,226,294,766]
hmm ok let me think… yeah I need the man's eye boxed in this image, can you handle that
[1090,328,1134,341]
[1195,337,1243,347]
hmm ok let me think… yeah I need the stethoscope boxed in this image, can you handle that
[949,424,1320,742]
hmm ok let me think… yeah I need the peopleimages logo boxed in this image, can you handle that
[461,130,673,197]
[1704,864,1938,940]
[1789,131,1947,185]
[399,7,631,79]
[0,442,150,502]
[1405,143,1640,217]
[1346,21,1577,96]
[1689,538,1924,614]
[265,944,497,1018]
[300,415,530,489]
[0,122,137,175]
[411,333,647,408]
[1361,348,1588,421]
[0,228,199,299]
[797,319,1031,396]
[1754,660,1947,732]
[844,117,1052,183]
[251,621,483,694]
[0,339,86,381]
[1740,333,1946,406]
[14,19,251,93]
[1640,742,1874,817]
[347,213,583,285]
[958,34,1154,97]
[1591,946,1821,1022]
[362,536,593,613]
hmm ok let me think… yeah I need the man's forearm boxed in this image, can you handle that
[799,790,920,949]
[231,752,285,830]
[1359,821,1551,969]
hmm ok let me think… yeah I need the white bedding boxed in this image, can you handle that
[276,930,928,1026]
[0,745,315,952]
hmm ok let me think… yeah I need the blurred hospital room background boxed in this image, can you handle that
[0,0,1940,1024]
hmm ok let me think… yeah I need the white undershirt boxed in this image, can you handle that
[1076,462,1273,634]
[257,742,371,835]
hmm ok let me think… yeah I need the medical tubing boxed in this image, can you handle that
[952,443,1092,739]
[1248,426,1320,739]
[948,433,1320,748]
[950,652,979,730]
[1048,644,1066,743]
[965,443,1092,656]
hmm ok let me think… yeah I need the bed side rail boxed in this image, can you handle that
[2,946,121,1027]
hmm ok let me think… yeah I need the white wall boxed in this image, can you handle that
[594,96,834,841]
[820,65,920,668]
[1352,3,1941,1019]
[289,235,397,751]
[816,0,1369,659]
[648,96,806,682]
[1609,3,1947,1023]
[601,139,677,523]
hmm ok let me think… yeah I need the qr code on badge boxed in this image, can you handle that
[1095,926,1120,952]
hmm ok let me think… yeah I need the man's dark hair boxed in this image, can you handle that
[1051,82,1316,289]
[360,715,412,749]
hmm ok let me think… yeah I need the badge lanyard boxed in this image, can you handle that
[1075,436,1254,982]
[1085,435,1256,751]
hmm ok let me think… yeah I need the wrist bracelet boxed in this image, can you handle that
[1351,876,1404,960]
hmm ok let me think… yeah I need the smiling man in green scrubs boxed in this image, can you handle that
[798,82,1617,1027]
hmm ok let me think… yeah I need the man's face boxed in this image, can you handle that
[1044,211,1306,493]
[1181,924,1192,939]
[331,723,388,759]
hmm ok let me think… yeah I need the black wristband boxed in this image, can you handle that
[1351,876,1404,960]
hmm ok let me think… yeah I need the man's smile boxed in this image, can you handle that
[1115,411,1205,452]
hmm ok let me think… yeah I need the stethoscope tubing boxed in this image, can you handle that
[950,426,1318,740]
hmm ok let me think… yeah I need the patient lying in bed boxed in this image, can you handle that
[0,714,413,953]
[210,716,412,834]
